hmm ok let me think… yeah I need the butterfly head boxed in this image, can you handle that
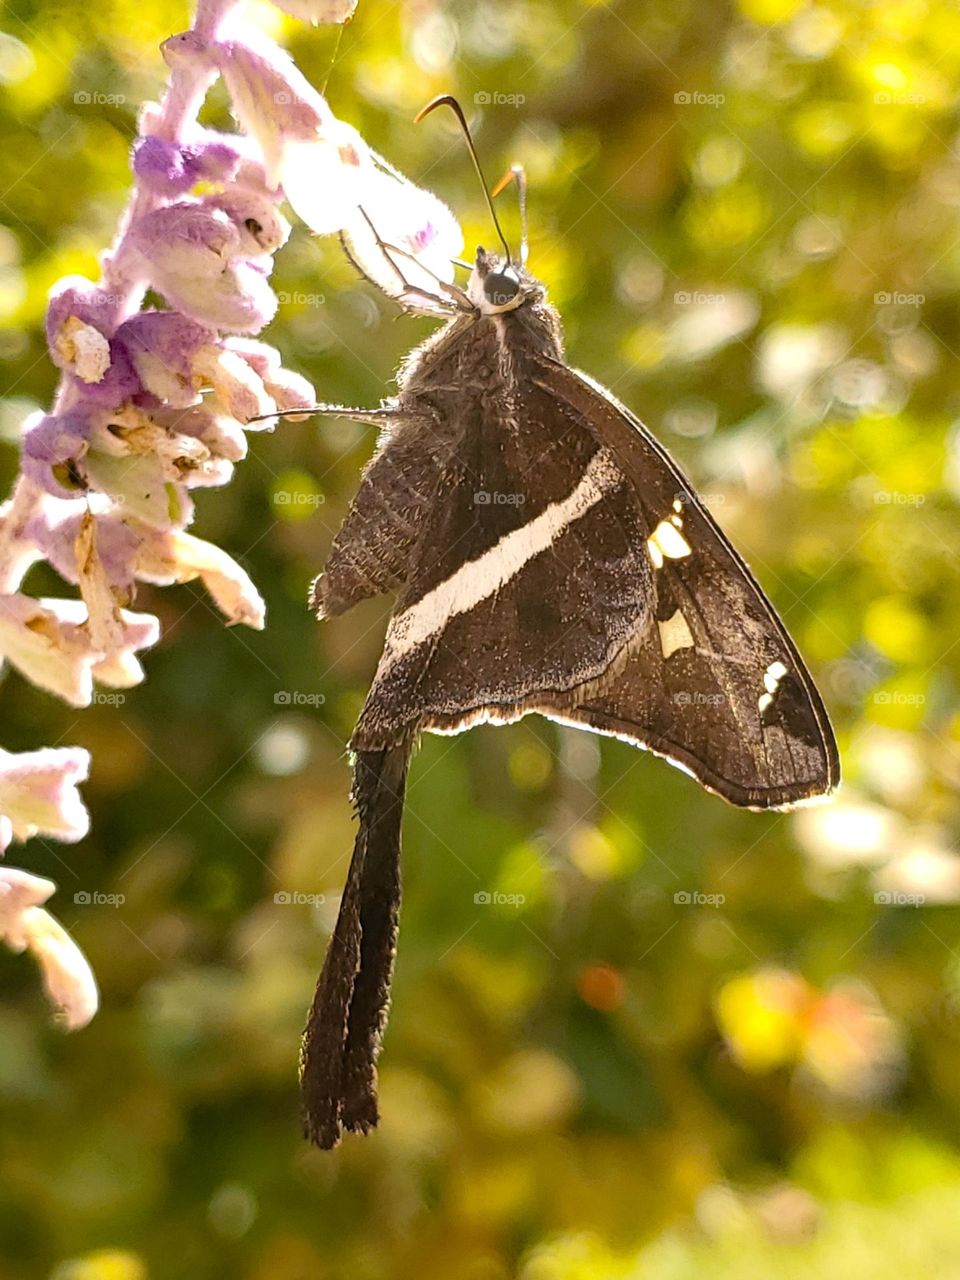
[468,247,538,316]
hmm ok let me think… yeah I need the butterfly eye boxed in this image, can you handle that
[483,270,520,307]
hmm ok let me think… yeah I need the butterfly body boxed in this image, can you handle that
[300,247,839,1147]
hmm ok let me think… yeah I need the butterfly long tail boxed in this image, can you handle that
[300,737,413,1148]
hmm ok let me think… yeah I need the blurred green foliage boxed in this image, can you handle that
[2,0,960,1276]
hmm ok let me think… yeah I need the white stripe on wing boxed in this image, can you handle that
[379,447,622,668]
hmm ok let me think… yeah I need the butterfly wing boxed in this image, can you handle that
[348,348,838,810]
[529,359,839,809]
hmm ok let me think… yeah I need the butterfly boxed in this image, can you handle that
[292,97,840,1148]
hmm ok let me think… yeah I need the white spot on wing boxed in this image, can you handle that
[763,660,788,693]
[657,609,695,659]
[759,660,788,715]
[647,519,692,564]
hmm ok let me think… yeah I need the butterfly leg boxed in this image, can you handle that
[352,208,472,313]
[247,403,431,427]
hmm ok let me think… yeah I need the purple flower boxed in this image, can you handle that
[0,0,397,1044]
[21,411,91,498]
[132,136,241,196]
[129,201,242,278]
[116,311,218,407]
[157,258,278,333]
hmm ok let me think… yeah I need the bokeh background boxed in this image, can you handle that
[2,0,960,1276]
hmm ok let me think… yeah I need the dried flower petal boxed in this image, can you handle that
[13,905,99,1030]
[75,511,127,652]
[45,276,116,366]
[192,344,274,422]
[136,530,265,628]
[0,595,159,706]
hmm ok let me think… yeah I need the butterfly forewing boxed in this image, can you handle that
[350,376,654,749]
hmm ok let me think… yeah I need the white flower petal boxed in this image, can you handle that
[280,122,372,236]
[0,745,91,844]
[19,906,99,1030]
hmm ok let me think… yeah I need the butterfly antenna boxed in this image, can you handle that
[414,94,513,266]
[491,164,528,266]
